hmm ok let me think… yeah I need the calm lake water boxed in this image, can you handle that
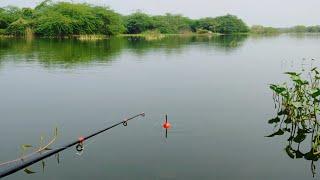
[0,34,320,180]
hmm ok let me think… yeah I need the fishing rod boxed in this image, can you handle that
[0,112,145,179]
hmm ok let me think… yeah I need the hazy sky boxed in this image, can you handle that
[0,0,319,27]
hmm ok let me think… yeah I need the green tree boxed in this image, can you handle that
[0,6,22,29]
[292,25,307,33]
[152,14,192,34]
[124,12,154,34]
[33,2,124,36]
[34,11,73,37]
[193,17,218,32]
[214,15,249,34]
[6,18,29,36]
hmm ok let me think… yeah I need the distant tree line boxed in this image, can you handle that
[250,25,320,34]
[281,25,320,33]
[1,1,318,37]
[123,12,249,34]
[0,1,249,37]
[250,25,280,34]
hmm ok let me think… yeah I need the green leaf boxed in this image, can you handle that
[21,144,33,150]
[278,110,287,115]
[312,67,319,74]
[24,168,36,174]
[285,145,295,159]
[293,129,307,143]
[268,117,280,124]
[292,102,302,108]
[285,72,300,76]
[304,150,319,161]
[295,149,304,159]
[270,84,286,94]
[284,117,291,124]
[265,129,284,137]
[310,88,320,98]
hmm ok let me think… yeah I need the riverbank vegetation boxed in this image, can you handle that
[1,1,319,38]
[250,25,280,34]
[0,1,250,38]
[267,61,320,176]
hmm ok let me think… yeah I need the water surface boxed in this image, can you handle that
[1,34,320,180]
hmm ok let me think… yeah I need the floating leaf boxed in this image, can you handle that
[24,168,36,174]
[265,129,284,137]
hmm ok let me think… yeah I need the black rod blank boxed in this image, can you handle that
[0,112,145,179]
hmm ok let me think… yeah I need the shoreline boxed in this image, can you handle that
[1,32,320,40]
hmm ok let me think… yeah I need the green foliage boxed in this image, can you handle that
[0,28,6,35]
[193,17,217,32]
[0,6,22,29]
[1,1,124,37]
[192,15,249,34]
[307,26,320,33]
[152,13,192,34]
[34,2,124,36]
[124,12,154,34]
[0,1,250,36]
[21,8,34,19]
[6,18,29,36]
[281,25,320,33]
[250,25,279,34]
[34,11,73,37]
[292,25,308,33]
[213,15,249,34]
[267,61,320,176]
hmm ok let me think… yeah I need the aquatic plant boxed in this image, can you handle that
[267,60,320,176]
[0,128,59,174]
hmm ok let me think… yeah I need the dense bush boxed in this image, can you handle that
[34,12,73,36]
[192,17,217,32]
[152,14,192,34]
[0,1,252,37]
[124,12,154,34]
[192,15,249,34]
[34,2,124,36]
[0,6,22,29]
[6,18,29,36]
[213,15,249,34]
[307,26,320,33]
